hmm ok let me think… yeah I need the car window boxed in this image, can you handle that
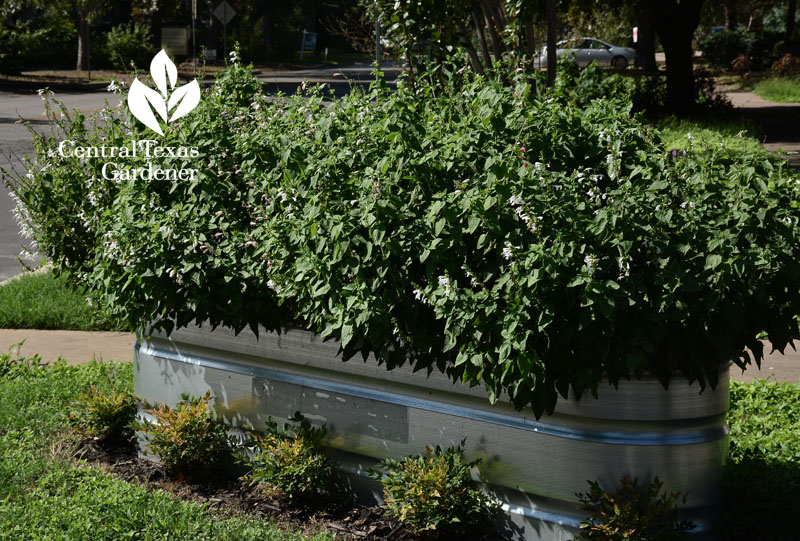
[588,40,607,49]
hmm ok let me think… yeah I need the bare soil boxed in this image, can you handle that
[73,436,418,540]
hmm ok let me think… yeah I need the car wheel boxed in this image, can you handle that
[612,56,628,69]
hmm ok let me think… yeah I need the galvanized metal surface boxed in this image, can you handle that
[135,324,729,540]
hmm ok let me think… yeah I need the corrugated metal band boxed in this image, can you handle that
[136,342,729,446]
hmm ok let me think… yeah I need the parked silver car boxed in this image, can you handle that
[537,37,636,69]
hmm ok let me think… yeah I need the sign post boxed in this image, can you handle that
[299,29,317,59]
[213,1,237,61]
[191,0,197,70]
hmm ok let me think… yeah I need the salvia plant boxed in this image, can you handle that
[7,51,800,417]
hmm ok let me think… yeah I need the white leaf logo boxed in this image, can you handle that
[127,50,200,135]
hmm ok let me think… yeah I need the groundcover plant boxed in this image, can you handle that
[9,54,800,417]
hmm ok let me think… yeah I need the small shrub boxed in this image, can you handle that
[773,53,800,75]
[135,391,231,478]
[73,386,137,444]
[731,54,752,74]
[699,30,748,70]
[238,412,333,502]
[370,442,498,538]
[104,22,156,70]
[575,476,694,540]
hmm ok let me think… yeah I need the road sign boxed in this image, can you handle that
[213,1,236,61]
[161,27,189,56]
[213,1,236,25]
[299,30,317,59]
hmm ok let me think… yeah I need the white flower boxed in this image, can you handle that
[413,288,430,305]
[438,275,453,296]
[508,195,524,206]
[106,80,121,92]
[462,265,479,287]
[267,279,276,290]
[229,50,239,63]
[687,132,695,141]
[502,243,514,260]
[584,254,595,276]
[618,256,631,278]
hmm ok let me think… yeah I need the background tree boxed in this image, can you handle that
[75,0,112,71]
[363,0,552,85]
[649,0,703,115]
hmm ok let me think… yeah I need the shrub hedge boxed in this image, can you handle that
[9,58,800,416]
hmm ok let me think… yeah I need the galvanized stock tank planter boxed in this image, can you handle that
[135,323,729,540]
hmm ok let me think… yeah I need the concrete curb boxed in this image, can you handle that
[0,263,52,288]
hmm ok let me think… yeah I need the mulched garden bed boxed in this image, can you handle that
[73,437,418,540]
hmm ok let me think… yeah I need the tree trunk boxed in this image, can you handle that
[76,7,89,71]
[636,7,657,72]
[650,0,704,116]
[546,0,557,87]
[456,22,485,75]
[479,0,506,62]
[788,0,797,41]
[472,5,493,68]
[723,0,737,29]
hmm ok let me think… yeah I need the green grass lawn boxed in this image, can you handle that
[752,76,800,103]
[0,351,332,540]
[723,380,800,540]
[0,270,126,331]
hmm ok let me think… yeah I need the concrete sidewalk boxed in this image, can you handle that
[724,89,800,170]
[0,329,135,365]
[0,328,798,383]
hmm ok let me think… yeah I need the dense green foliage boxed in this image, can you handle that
[723,380,800,540]
[238,413,334,502]
[370,443,498,538]
[136,392,233,478]
[575,476,694,540]
[0,270,125,331]
[0,353,330,540]
[550,57,730,117]
[103,22,156,71]
[10,58,800,416]
[699,29,787,71]
[0,4,75,73]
